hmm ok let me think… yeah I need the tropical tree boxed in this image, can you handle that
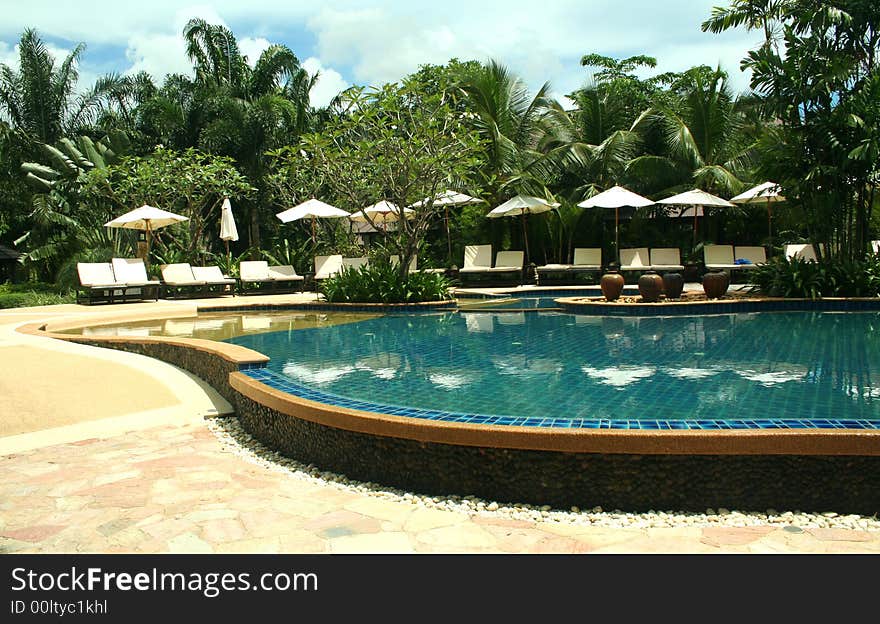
[83,147,255,264]
[0,29,110,148]
[703,0,880,259]
[627,66,753,198]
[458,60,568,203]
[273,80,483,277]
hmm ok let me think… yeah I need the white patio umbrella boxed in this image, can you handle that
[487,195,560,265]
[219,197,239,266]
[657,189,734,248]
[577,186,654,264]
[104,204,188,267]
[350,200,414,235]
[276,198,350,245]
[409,190,484,263]
[731,181,785,243]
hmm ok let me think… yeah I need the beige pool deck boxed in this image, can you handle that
[1,294,878,554]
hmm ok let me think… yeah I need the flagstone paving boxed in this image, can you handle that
[1,299,879,554]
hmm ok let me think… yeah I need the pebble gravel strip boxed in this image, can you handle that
[207,416,880,532]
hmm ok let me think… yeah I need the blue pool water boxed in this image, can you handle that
[230,311,880,429]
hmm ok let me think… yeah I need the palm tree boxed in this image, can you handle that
[459,60,567,202]
[179,18,316,249]
[0,29,109,148]
[628,66,753,198]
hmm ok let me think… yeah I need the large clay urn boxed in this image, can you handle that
[638,271,664,303]
[600,270,625,302]
[662,272,684,299]
[702,269,730,299]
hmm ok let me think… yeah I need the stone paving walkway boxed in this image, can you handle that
[1,298,879,554]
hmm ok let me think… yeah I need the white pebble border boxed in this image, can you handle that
[207,416,880,532]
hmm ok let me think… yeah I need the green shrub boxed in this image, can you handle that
[748,255,880,299]
[0,282,75,309]
[321,259,452,303]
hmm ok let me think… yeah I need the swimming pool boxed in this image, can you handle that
[229,310,880,429]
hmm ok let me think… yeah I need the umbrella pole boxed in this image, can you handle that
[224,240,230,269]
[445,207,452,266]
[145,221,152,271]
[520,211,530,267]
[615,207,619,264]
[693,209,698,249]
[767,199,772,247]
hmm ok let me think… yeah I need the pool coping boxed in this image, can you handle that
[17,300,880,457]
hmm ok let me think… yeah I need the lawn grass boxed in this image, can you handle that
[0,282,75,309]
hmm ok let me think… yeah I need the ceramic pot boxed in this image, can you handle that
[638,271,664,303]
[662,272,684,299]
[600,271,625,301]
[702,269,730,299]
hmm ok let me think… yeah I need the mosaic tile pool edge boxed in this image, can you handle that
[241,367,880,431]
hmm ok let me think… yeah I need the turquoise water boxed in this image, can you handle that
[229,311,880,425]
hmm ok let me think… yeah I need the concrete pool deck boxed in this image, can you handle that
[1,296,879,554]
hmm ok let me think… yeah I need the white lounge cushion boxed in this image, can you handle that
[240,260,271,281]
[733,246,766,267]
[342,257,369,271]
[620,248,650,269]
[572,248,601,268]
[493,250,524,270]
[112,257,159,285]
[78,262,119,287]
[785,244,817,262]
[315,255,343,279]
[461,244,492,271]
[161,263,203,285]
[649,248,684,271]
[267,265,304,281]
[192,265,236,284]
[704,245,735,267]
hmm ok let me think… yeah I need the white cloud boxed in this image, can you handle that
[239,37,272,67]
[1,0,763,104]
[302,57,349,108]
[124,33,192,80]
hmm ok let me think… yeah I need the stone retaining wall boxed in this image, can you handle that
[232,390,880,514]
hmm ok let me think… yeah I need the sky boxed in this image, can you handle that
[0,0,761,108]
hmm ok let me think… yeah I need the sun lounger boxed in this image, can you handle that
[391,254,444,274]
[192,265,237,295]
[266,265,305,293]
[239,261,304,294]
[536,247,602,284]
[76,260,159,304]
[76,262,121,305]
[239,260,276,294]
[784,244,818,262]
[160,263,207,298]
[314,255,344,287]
[732,246,766,268]
[703,244,738,270]
[649,248,684,272]
[620,248,651,272]
[111,258,161,301]
[490,250,524,272]
[341,257,369,271]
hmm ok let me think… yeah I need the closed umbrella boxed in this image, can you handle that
[577,185,654,264]
[487,195,559,266]
[657,189,734,248]
[731,182,785,245]
[219,198,239,266]
[105,204,188,267]
[276,198,350,245]
[409,190,484,264]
